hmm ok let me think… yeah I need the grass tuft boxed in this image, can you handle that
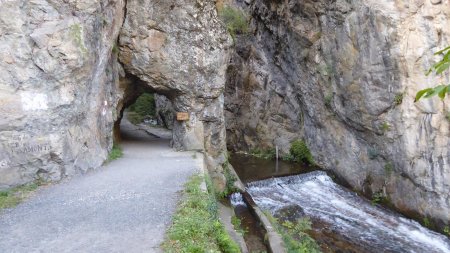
[163,175,240,253]
[0,182,41,210]
[107,144,123,162]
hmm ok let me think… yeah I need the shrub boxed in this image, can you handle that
[289,140,314,165]
[219,6,249,40]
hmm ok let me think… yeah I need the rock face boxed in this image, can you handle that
[0,0,231,191]
[118,0,231,190]
[225,0,450,223]
[0,0,126,189]
[155,94,175,130]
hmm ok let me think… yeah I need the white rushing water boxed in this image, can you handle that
[230,192,246,207]
[247,171,450,253]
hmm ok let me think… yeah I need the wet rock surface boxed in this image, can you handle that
[225,0,450,223]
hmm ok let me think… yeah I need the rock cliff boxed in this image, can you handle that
[0,0,126,188]
[225,0,450,223]
[0,0,231,192]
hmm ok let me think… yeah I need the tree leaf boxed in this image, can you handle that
[434,46,450,55]
[415,88,433,102]
[438,85,448,99]
[424,85,446,98]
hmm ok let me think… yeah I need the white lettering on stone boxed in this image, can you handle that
[21,92,48,110]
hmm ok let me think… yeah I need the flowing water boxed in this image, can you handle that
[247,171,450,253]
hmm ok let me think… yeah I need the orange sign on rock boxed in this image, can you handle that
[176,112,190,121]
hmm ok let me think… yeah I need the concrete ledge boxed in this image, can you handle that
[243,193,287,253]
[218,203,249,253]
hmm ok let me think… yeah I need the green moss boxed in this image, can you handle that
[324,93,333,107]
[69,24,87,54]
[394,93,404,105]
[0,182,41,210]
[289,140,314,165]
[112,43,119,55]
[163,175,240,253]
[107,144,123,162]
[384,162,394,175]
[423,217,432,229]
[219,6,249,41]
[381,122,391,133]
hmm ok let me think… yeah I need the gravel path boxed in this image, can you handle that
[0,119,202,253]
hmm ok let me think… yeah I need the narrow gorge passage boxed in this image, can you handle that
[0,118,202,252]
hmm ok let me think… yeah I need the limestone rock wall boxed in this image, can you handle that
[0,0,126,189]
[225,0,450,223]
[118,0,232,190]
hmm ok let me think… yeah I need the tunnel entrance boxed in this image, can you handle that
[113,74,175,145]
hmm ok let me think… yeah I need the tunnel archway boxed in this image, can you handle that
[115,0,232,191]
[113,74,176,145]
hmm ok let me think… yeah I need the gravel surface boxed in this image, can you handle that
[0,120,202,253]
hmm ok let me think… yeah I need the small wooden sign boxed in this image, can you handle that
[176,112,190,121]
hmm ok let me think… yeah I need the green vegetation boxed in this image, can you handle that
[219,6,249,40]
[107,144,123,162]
[217,165,239,199]
[324,93,333,107]
[423,217,432,228]
[127,93,156,125]
[231,215,247,236]
[287,140,314,165]
[371,190,388,206]
[384,162,394,175]
[415,46,450,101]
[112,43,119,55]
[0,182,41,209]
[381,122,390,133]
[444,226,450,236]
[69,24,87,54]
[163,175,240,253]
[266,213,321,253]
[249,147,276,160]
[394,93,404,105]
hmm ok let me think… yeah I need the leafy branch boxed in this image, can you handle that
[415,46,450,101]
